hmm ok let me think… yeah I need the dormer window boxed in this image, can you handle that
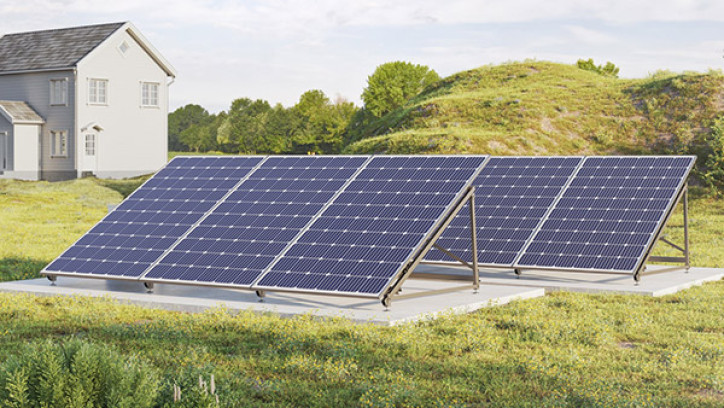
[88,79,108,104]
[49,78,68,106]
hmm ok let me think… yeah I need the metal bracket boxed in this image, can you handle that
[381,186,479,308]
[636,184,690,281]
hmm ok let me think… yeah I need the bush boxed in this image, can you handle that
[0,339,160,408]
[702,117,724,194]
[577,58,620,77]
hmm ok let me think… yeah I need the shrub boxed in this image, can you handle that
[0,339,160,408]
[576,58,620,77]
[702,117,724,194]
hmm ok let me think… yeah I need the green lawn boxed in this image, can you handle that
[0,178,722,407]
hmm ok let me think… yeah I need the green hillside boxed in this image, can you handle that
[344,61,724,160]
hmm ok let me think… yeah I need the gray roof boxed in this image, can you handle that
[0,101,44,124]
[0,22,125,73]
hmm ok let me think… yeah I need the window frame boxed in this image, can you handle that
[88,78,109,105]
[50,130,68,158]
[84,134,96,156]
[140,81,160,108]
[49,78,69,106]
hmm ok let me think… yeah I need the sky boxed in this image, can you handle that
[1,1,723,113]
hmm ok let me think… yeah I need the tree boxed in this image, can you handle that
[576,58,620,77]
[291,90,358,154]
[168,104,211,151]
[361,61,440,117]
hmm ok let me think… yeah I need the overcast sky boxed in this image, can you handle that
[1,1,723,112]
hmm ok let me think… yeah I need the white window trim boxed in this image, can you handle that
[84,134,96,156]
[140,81,160,108]
[88,78,109,106]
[49,78,69,106]
[50,130,68,158]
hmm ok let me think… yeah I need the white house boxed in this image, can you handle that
[0,22,176,181]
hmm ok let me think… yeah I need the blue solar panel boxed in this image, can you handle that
[426,156,583,266]
[254,156,487,296]
[515,156,695,273]
[44,156,263,278]
[143,156,370,286]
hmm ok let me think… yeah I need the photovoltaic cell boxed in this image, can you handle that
[143,156,369,286]
[44,156,263,278]
[515,156,694,273]
[254,156,487,296]
[425,156,583,266]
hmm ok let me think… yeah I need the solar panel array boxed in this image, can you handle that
[44,154,695,300]
[144,156,368,286]
[255,156,488,296]
[425,157,583,266]
[515,156,694,273]
[45,156,263,279]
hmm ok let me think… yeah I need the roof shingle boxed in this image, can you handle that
[0,22,125,73]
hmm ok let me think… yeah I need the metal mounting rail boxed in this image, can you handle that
[381,186,480,308]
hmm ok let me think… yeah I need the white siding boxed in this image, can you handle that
[10,124,41,180]
[76,28,168,179]
[0,70,76,180]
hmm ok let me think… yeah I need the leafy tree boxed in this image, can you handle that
[577,58,620,77]
[168,104,211,151]
[361,61,440,117]
[292,90,358,153]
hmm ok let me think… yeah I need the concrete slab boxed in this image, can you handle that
[416,265,724,296]
[0,277,544,326]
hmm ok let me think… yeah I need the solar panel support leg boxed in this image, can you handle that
[638,184,691,282]
[143,282,154,293]
[256,290,266,302]
[47,275,57,286]
[469,191,480,292]
[514,268,521,279]
[381,186,479,308]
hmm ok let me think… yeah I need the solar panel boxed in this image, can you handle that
[254,156,488,296]
[425,156,583,266]
[142,156,370,286]
[515,156,695,273]
[43,156,263,279]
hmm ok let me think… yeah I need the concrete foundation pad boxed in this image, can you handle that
[0,277,544,326]
[416,265,724,296]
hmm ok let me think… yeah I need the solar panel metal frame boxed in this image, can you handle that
[511,155,696,277]
[249,155,490,300]
[39,156,267,282]
[137,155,375,291]
[421,156,585,270]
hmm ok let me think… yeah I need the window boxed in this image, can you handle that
[51,130,68,157]
[85,134,96,156]
[141,82,159,107]
[88,79,108,104]
[119,41,129,54]
[50,79,68,105]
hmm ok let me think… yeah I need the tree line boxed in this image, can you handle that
[168,61,440,154]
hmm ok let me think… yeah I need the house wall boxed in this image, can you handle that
[0,70,76,181]
[76,28,169,179]
[11,124,41,180]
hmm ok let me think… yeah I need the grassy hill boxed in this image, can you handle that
[344,61,724,160]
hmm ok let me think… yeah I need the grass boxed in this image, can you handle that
[344,61,724,159]
[0,176,721,406]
